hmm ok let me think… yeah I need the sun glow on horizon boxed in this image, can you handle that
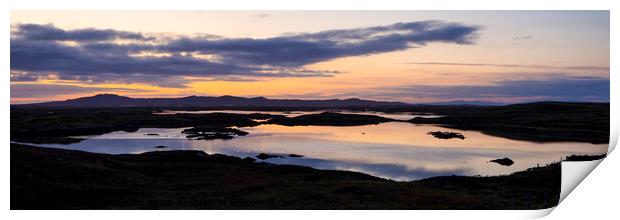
[10,11,610,104]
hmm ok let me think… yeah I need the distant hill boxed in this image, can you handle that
[419,100,506,106]
[16,94,411,108]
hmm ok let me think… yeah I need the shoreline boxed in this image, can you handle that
[11,102,609,145]
[11,143,575,210]
[10,102,609,209]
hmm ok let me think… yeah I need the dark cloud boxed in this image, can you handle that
[10,83,153,98]
[161,20,479,67]
[12,23,152,42]
[11,21,479,86]
[10,38,334,85]
[10,71,38,82]
[346,76,609,103]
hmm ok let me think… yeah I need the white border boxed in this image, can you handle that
[2,0,616,10]
[2,0,617,219]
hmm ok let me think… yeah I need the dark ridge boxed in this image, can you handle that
[410,101,609,144]
[419,100,506,106]
[11,143,560,209]
[564,154,607,161]
[15,94,410,108]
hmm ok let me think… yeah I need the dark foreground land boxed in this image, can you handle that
[10,100,608,209]
[11,143,561,210]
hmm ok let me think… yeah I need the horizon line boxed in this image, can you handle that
[10,93,611,106]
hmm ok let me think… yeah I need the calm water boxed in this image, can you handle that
[33,119,607,181]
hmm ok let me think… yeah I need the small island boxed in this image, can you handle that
[182,126,249,140]
[256,153,283,160]
[427,131,466,140]
[489,158,515,166]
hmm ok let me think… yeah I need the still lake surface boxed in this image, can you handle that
[35,110,607,181]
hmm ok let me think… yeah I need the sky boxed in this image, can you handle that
[10,11,610,104]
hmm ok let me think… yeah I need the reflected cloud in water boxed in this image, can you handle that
[263,156,470,181]
[32,121,607,181]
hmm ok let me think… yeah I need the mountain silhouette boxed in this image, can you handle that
[420,100,505,106]
[18,94,411,108]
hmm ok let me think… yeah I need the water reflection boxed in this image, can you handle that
[34,122,608,181]
[264,156,470,181]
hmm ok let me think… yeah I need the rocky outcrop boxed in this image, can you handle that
[182,126,249,140]
[489,158,514,166]
[427,131,465,140]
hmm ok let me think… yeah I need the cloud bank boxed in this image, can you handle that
[351,76,609,103]
[10,84,152,99]
[14,23,152,41]
[406,62,609,71]
[10,21,479,86]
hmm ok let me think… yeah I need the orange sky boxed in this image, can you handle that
[10,11,610,104]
